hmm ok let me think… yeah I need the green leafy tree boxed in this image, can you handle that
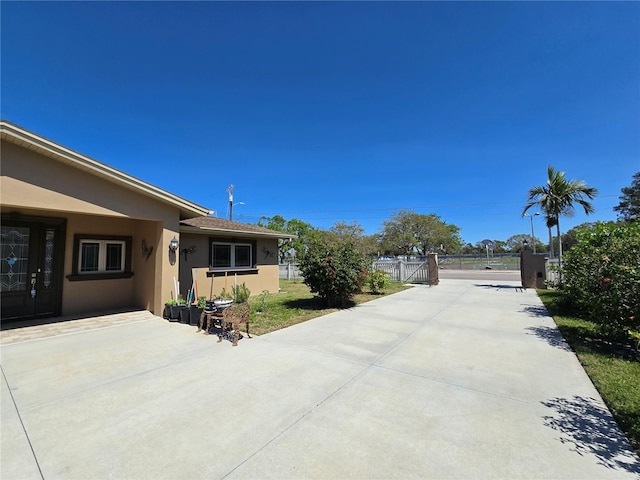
[505,234,543,252]
[562,221,640,339]
[461,243,480,254]
[321,221,379,257]
[380,210,417,257]
[613,171,640,222]
[472,239,506,254]
[380,210,462,256]
[298,239,369,307]
[523,165,598,267]
[257,215,319,262]
[559,222,596,252]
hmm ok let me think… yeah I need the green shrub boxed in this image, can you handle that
[232,283,251,303]
[257,290,269,312]
[562,221,640,339]
[298,240,368,307]
[197,296,207,309]
[367,270,390,294]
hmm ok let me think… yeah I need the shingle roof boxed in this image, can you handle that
[180,216,294,239]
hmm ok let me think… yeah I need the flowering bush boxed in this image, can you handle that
[298,240,368,307]
[562,221,640,339]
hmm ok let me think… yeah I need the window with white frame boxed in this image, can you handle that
[79,239,125,273]
[211,241,253,269]
[69,234,132,280]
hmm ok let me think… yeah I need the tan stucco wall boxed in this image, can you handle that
[1,142,178,220]
[178,234,280,301]
[1,140,183,317]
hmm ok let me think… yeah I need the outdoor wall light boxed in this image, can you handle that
[523,239,529,250]
[169,236,179,253]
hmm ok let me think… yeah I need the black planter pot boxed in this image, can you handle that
[169,304,183,321]
[179,306,191,323]
[163,303,171,319]
[190,306,203,326]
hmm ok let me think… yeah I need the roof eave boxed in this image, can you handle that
[0,120,211,218]
[179,224,295,240]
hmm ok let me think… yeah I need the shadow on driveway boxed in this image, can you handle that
[474,283,524,292]
[542,395,640,474]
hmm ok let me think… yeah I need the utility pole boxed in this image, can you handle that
[228,185,234,221]
[524,212,540,253]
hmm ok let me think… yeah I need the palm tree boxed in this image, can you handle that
[523,166,598,267]
[544,214,556,259]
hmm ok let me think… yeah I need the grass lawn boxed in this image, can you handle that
[246,279,412,336]
[538,290,640,453]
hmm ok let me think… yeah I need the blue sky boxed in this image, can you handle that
[2,1,639,245]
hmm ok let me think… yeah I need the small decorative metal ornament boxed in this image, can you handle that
[141,239,153,260]
[181,246,196,261]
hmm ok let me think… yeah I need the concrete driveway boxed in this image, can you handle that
[2,276,639,479]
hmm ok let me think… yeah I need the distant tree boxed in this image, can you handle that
[491,240,508,254]
[321,221,379,258]
[504,234,544,253]
[328,221,365,245]
[256,215,319,262]
[380,210,462,257]
[380,210,417,257]
[505,234,530,252]
[461,243,479,254]
[613,171,640,222]
[472,239,506,254]
[560,222,596,252]
[523,166,598,267]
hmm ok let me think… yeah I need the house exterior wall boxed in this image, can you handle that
[1,139,181,318]
[178,233,280,301]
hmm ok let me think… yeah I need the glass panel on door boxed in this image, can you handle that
[0,226,30,293]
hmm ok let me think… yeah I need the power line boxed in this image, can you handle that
[246,194,619,217]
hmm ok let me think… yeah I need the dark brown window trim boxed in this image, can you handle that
[206,268,259,277]
[67,272,134,281]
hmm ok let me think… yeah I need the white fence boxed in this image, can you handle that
[279,263,302,280]
[280,259,431,283]
[372,259,430,283]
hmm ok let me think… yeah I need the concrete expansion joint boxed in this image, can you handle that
[1,364,45,480]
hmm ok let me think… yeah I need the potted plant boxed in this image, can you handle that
[214,288,233,312]
[164,299,176,319]
[190,296,206,326]
[179,296,191,323]
[166,299,182,321]
[169,296,187,322]
[232,283,251,303]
